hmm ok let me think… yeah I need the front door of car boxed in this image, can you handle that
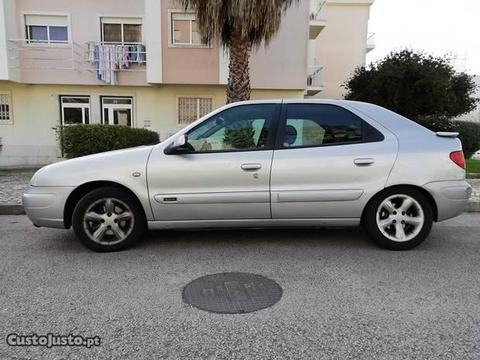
[270,103,398,219]
[147,103,279,221]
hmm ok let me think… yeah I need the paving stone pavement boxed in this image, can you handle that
[0,168,479,205]
[0,169,37,204]
[470,179,480,202]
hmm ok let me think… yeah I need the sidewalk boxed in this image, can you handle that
[1,168,479,213]
[0,169,36,214]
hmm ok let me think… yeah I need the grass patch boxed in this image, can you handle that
[467,159,480,174]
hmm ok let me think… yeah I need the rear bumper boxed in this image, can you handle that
[423,180,472,221]
[22,186,74,228]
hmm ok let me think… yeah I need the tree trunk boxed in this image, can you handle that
[227,31,251,104]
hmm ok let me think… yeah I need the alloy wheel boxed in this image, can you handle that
[376,194,425,242]
[82,198,135,245]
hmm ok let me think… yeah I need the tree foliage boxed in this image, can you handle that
[180,0,295,47]
[345,50,478,120]
[181,0,296,103]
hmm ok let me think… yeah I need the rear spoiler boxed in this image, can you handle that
[436,132,459,138]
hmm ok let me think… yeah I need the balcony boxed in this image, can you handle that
[306,65,324,96]
[309,0,327,39]
[7,39,82,71]
[6,39,146,85]
[366,32,376,53]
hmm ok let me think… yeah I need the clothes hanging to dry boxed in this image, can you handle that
[87,42,146,85]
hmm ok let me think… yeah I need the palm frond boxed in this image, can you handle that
[180,0,297,46]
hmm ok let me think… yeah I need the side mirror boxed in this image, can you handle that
[164,135,190,155]
[173,134,187,148]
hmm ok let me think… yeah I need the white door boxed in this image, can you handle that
[102,97,133,127]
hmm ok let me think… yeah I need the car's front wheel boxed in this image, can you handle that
[364,187,434,250]
[72,187,146,252]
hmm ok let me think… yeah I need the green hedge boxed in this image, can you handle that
[456,121,480,159]
[56,124,160,159]
[417,117,480,158]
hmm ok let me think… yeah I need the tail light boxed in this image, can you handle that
[450,151,465,169]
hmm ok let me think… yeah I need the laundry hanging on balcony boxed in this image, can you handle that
[87,42,146,85]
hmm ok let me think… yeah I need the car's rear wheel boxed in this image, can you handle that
[72,187,146,252]
[364,187,434,250]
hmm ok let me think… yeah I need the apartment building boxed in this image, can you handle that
[307,0,375,99]
[0,0,374,167]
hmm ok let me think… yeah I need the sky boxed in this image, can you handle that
[366,0,480,75]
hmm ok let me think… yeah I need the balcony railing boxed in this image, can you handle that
[6,39,147,73]
[310,0,327,21]
[307,65,323,88]
[367,32,376,52]
[309,0,327,39]
[306,65,324,96]
[7,39,82,71]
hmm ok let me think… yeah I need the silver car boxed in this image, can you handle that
[23,100,472,252]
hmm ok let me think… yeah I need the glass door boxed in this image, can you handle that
[101,97,133,127]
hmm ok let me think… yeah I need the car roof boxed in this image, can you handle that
[230,99,344,105]
[233,99,425,131]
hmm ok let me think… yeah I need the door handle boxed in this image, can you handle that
[354,158,375,166]
[241,163,262,171]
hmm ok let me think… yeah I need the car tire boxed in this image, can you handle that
[72,187,146,252]
[364,187,434,250]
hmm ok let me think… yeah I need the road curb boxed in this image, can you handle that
[0,204,25,215]
[465,201,480,212]
[1,202,479,215]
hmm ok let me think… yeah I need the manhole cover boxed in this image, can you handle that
[182,272,283,314]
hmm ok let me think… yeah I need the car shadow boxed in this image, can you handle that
[38,223,458,255]
[138,226,373,251]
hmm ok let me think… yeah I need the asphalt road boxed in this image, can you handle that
[1,214,479,360]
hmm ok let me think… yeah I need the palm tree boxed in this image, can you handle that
[181,0,297,103]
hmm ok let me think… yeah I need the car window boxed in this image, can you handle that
[186,104,276,152]
[282,104,363,148]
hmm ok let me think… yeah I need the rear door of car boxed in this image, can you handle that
[270,101,398,219]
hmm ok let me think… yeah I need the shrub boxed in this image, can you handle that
[455,121,480,159]
[56,124,160,159]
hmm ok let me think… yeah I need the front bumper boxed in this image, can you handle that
[22,186,75,228]
[423,180,472,222]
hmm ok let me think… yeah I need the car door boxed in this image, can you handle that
[270,102,398,219]
[147,103,279,221]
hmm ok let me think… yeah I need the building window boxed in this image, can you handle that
[0,93,12,123]
[171,13,201,46]
[178,97,213,124]
[25,14,69,44]
[60,96,90,125]
[101,96,134,127]
[101,17,142,44]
